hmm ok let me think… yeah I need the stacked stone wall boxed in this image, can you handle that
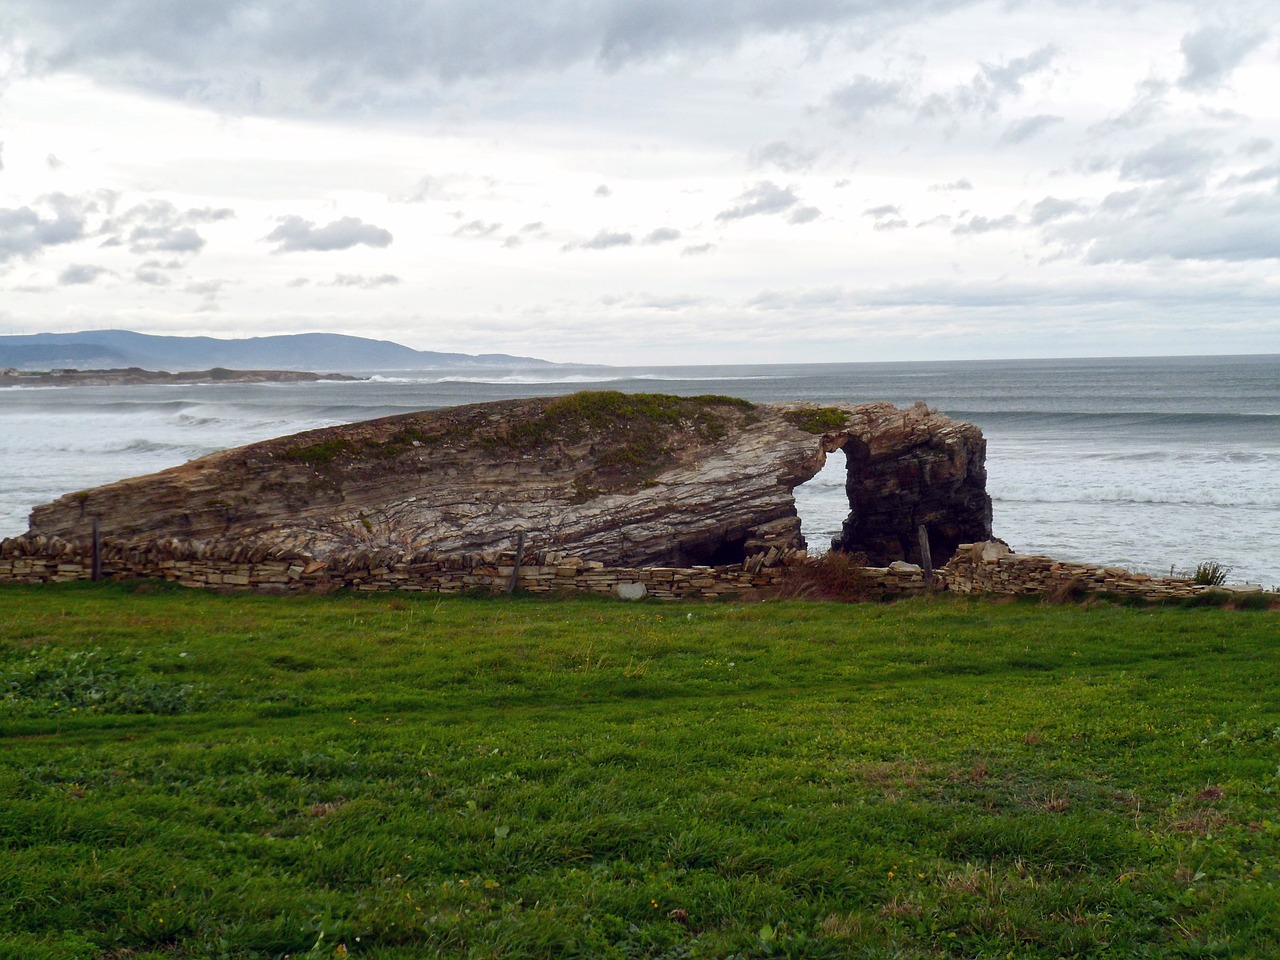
[942,542,1270,602]
[0,535,1270,603]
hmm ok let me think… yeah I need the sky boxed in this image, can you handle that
[1,0,1278,365]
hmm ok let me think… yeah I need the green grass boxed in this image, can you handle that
[1,584,1277,959]
[783,408,851,435]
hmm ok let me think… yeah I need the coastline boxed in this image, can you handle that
[0,367,364,388]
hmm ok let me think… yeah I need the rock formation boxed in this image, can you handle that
[27,392,992,567]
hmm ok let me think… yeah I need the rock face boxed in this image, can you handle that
[27,392,992,567]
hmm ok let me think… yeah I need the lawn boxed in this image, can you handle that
[1,583,1277,958]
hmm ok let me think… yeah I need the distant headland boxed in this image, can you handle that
[0,367,364,387]
[0,329,557,373]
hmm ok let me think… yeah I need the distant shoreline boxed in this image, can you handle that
[0,367,365,388]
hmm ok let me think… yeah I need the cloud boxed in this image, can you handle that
[0,192,94,263]
[1043,176,1280,264]
[1119,134,1217,182]
[134,262,173,285]
[1179,24,1268,92]
[1091,78,1169,136]
[1000,113,1063,145]
[594,184,612,197]
[1240,137,1273,156]
[643,227,681,244]
[1222,163,1280,186]
[266,215,393,252]
[392,175,461,203]
[329,273,401,288]
[929,179,973,192]
[750,140,817,172]
[952,214,1018,234]
[920,44,1057,119]
[863,204,900,219]
[46,153,65,170]
[101,200,234,255]
[681,242,716,257]
[1029,197,1085,225]
[789,206,821,224]
[716,181,801,222]
[572,230,634,250]
[12,1,968,113]
[58,263,111,285]
[829,75,909,123]
[453,219,502,238]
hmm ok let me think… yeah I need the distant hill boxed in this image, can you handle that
[0,330,556,372]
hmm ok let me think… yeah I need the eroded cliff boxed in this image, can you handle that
[27,392,992,567]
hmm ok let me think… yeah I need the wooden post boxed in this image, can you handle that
[917,524,933,588]
[507,531,526,593]
[91,519,102,582]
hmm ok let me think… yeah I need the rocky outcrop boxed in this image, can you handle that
[27,392,992,567]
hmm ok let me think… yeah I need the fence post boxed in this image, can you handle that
[917,524,933,588]
[507,531,526,593]
[91,519,103,582]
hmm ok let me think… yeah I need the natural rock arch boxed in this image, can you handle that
[27,393,993,567]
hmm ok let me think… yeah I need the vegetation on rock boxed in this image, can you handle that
[784,406,851,434]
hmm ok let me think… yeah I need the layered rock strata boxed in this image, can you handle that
[27,392,992,568]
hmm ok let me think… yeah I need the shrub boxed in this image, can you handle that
[778,549,870,601]
[1192,561,1231,586]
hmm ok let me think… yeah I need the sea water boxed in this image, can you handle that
[1,355,1276,586]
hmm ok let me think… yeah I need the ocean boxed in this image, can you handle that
[1,355,1277,586]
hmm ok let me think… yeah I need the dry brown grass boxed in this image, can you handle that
[777,550,871,601]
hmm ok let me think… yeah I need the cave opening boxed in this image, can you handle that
[676,530,750,567]
[793,446,850,555]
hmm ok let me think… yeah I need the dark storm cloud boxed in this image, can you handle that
[100,200,234,255]
[1178,24,1268,92]
[716,181,801,222]
[266,215,393,252]
[58,263,111,285]
[0,192,95,263]
[1000,114,1063,145]
[12,1,980,112]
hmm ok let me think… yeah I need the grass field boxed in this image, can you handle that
[1,583,1277,958]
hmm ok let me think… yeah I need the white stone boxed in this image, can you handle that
[614,582,648,600]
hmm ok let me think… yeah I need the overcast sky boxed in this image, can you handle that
[1,0,1278,364]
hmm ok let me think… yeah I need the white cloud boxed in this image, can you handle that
[265,215,393,253]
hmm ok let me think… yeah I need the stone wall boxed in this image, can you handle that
[943,541,1270,602]
[0,535,1269,604]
